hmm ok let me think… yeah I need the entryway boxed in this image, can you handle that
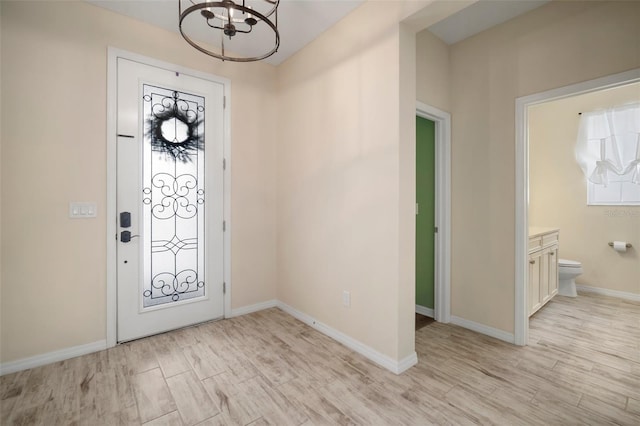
[107,49,231,345]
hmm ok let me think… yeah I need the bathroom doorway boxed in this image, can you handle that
[514,68,640,345]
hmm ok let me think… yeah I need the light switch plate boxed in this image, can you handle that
[69,202,97,218]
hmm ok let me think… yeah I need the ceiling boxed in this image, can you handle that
[428,0,551,45]
[89,0,364,65]
[88,0,550,66]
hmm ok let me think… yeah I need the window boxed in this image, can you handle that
[576,103,640,205]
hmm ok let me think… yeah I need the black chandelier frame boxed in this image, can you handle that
[179,0,280,62]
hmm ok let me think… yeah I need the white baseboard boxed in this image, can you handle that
[277,301,417,374]
[415,304,434,318]
[0,340,107,376]
[1,298,421,377]
[228,299,278,318]
[396,352,419,374]
[450,315,514,344]
[576,285,640,302]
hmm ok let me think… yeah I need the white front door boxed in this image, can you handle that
[116,58,225,342]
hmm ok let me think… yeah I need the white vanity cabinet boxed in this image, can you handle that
[528,228,559,316]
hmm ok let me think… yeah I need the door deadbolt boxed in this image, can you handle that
[120,212,131,228]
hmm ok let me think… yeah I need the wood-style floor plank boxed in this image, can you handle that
[143,410,183,426]
[183,344,226,381]
[1,292,638,425]
[131,368,177,424]
[166,371,219,425]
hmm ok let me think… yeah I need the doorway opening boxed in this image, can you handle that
[514,68,640,345]
[415,101,451,327]
[416,115,436,328]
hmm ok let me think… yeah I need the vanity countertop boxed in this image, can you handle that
[529,227,560,238]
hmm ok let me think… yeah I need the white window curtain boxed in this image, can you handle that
[576,103,640,188]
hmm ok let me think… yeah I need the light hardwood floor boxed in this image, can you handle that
[1,292,639,425]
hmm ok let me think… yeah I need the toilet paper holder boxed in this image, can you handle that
[608,242,632,248]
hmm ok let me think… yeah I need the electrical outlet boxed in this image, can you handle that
[342,291,351,308]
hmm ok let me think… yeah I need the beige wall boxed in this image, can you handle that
[0,1,278,363]
[0,1,3,351]
[398,22,418,361]
[276,1,405,360]
[530,83,640,295]
[275,0,434,361]
[416,29,450,112]
[448,0,640,333]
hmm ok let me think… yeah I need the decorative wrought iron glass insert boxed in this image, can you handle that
[142,84,206,308]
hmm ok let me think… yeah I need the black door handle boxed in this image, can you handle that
[120,230,139,243]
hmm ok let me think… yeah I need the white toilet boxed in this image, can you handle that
[558,259,582,297]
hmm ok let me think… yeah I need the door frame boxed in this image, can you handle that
[416,101,451,323]
[106,47,232,347]
[514,67,640,346]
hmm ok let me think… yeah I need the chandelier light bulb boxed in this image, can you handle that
[245,5,257,26]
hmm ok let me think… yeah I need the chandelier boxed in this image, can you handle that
[179,0,280,62]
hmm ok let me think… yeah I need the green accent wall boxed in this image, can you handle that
[416,116,435,309]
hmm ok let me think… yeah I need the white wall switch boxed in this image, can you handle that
[69,202,97,218]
